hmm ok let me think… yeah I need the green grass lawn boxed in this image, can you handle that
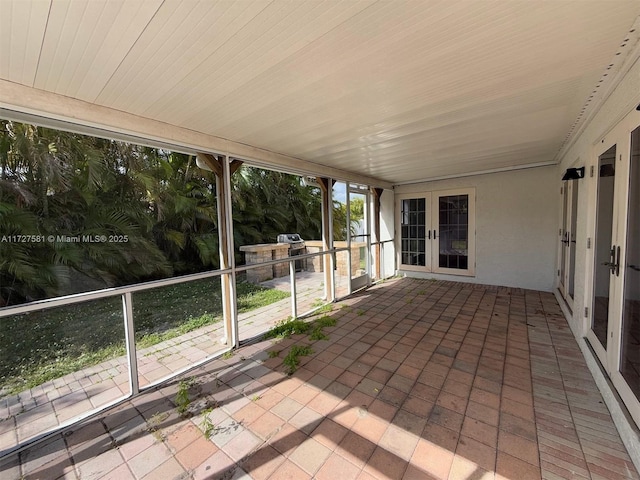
[0,280,288,395]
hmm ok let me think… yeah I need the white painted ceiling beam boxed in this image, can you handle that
[0,80,391,189]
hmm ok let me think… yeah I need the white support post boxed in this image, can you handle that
[366,191,372,287]
[290,260,297,319]
[214,171,229,346]
[222,156,239,348]
[346,182,352,296]
[122,292,139,396]
[320,181,327,301]
[208,153,238,348]
[327,180,336,302]
[319,177,335,302]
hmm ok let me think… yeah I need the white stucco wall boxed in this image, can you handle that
[394,166,558,291]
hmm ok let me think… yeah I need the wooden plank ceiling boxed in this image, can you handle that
[1,0,639,184]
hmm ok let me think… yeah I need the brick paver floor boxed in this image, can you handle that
[0,272,348,454]
[2,278,638,479]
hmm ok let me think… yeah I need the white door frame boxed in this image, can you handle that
[396,188,475,276]
[585,107,640,426]
[558,178,579,310]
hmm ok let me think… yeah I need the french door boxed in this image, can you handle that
[587,108,640,426]
[559,180,579,309]
[397,188,475,276]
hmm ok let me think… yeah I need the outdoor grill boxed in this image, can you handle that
[277,233,306,271]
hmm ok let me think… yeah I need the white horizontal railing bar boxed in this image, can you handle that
[0,246,354,318]
[335,283,369,303]
[0,236,394,456]
[0,268,230,318]
[371,240,394,248]
[233,247,348,273]
[297,303,335,319]
[137,345,233,395]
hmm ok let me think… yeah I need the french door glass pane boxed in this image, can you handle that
[569,182,579,299]
[401,198,426,266]
[592,145,616,349]
[621,125,640,400]
[438,195,469,270]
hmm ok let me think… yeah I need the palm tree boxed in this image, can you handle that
[0,120,351,304]
[0,121,173,304]
[144,149,220,272]
[231,167,323,262]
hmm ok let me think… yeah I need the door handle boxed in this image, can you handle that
[427,230,431,240]
[629,265,640,272]
[603,246,621,275]
[603,246,616,273]
[433,230,437,239]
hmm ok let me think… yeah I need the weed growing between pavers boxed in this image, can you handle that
[266,314,336,342]
[268,313,338,374]
[283,345,313,375]
[311,299,334,314]
[265,317,310,339]
[309,326,329,341]
[221,351,234,360]
[315,315,337,328]
[146,411,169,442]
[200,407,216,439]
[309,315,336,341]
[175,377,196,416]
